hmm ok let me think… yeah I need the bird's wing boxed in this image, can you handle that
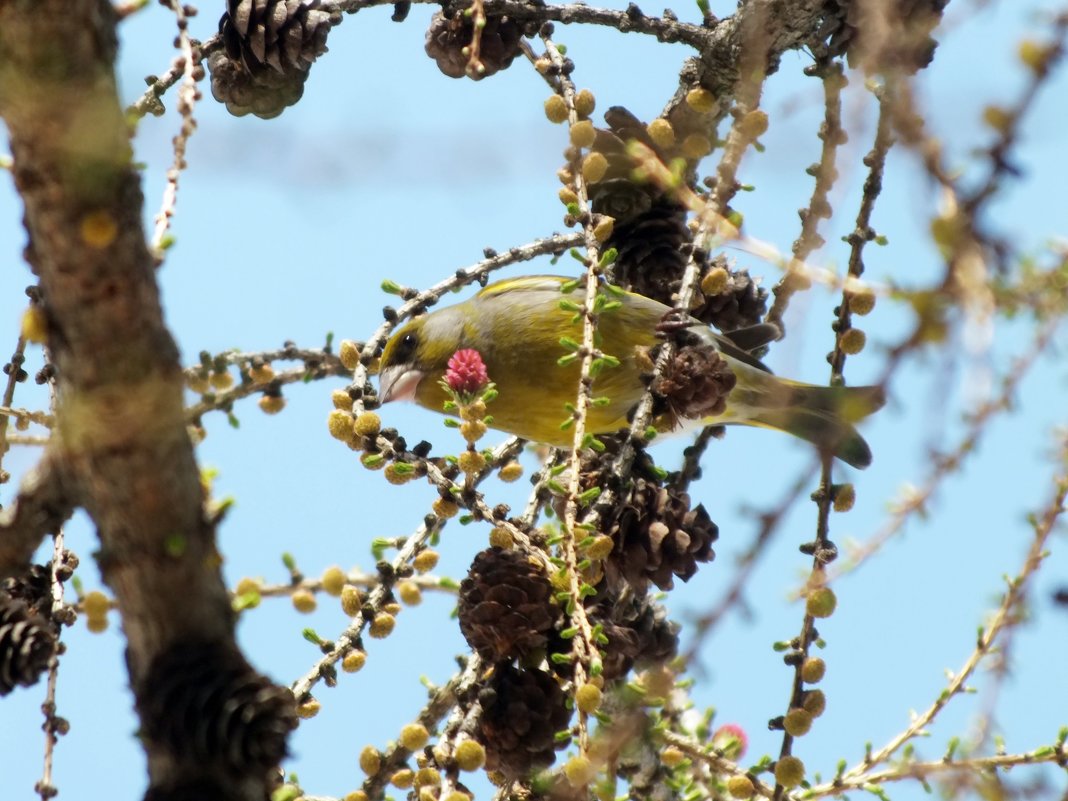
[478,275,775,373]
[719,322,781,353]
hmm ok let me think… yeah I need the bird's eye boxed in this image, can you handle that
[395,332,417,361]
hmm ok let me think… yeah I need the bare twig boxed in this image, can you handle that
[463,0,487,76]
[766,61,850,336]
[0,337,28,480]
[360,655,484,799]
[0,405,53,429]
[683,464,817,663]
[805,748,1068,798]
[0,457,74,576]
[150,0,203,258]
[35,528,67,801]
[770,83,896,800]
[185,350,348,423]
[826,431,1068,785]
[961,15,1068,218]
[826,317,1061,585]
[540,28,603,754]
[661,729,774,798]
[236,569,453,605]
[290,436,524,699]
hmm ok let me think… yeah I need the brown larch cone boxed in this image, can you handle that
[209,0,340,118]
[424,11,525,80]
[608,202,692,308]
[475,663,570,776]
[690,257,769,333]
[548,586,678,683]
[1,563,53,620]
[583,106,700,309]
[596,591,679,681]
[0,599,56,695]
[587,107,671,227]
[653,343,737,423]
[137,640,297,770]
[605,475,717,591]
[458,547,562,663]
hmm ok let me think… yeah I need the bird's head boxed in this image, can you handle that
[378,308,464,406]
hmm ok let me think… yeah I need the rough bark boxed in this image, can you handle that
[0,2,286,798]
[662,0,832,152]
[0,457,74,569]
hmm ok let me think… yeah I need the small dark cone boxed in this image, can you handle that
[210,0,339,118]
[690,260,769,333]
[424,11,524,80]
[605,476,717,591]
[207,49,304,119]
[545,438,717,592]
[0,599,57,695]
[825,0,948,72]
[220,0,337,78]
[550,587,678,682]
[476,663,570,776]
[458,548,562,663]
[587,108,669,228]
[143,778,233,801]
[547,433,629,523]
[1,563,53,620]
[608,201,691,307]
[618,746,673,801]
[138,640,296,771]
[586,109,766,332]
[588,177,655,224]
[598,594,678,680]
[653,343,737,422]
[584,107,697,306]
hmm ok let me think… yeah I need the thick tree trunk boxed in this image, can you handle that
[0,3,291,797]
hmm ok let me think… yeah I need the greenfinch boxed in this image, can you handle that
[378,275,884,467]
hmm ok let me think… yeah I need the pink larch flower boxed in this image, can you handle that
[444,349,490,398]
[712,723,748,759]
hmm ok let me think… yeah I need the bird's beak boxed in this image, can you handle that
[379,364,425,404]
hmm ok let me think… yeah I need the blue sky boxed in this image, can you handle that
[2,1,1067,798]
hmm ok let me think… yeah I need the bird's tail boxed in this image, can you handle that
[727,376,886,469]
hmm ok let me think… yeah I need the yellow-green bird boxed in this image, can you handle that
[378,275,884,468]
